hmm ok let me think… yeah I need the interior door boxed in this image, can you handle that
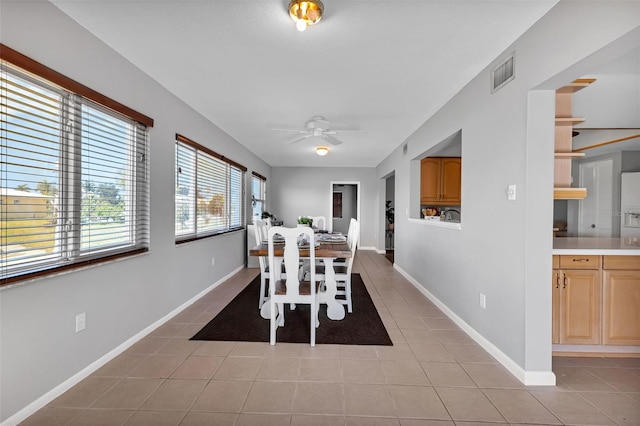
[578,159,613,237]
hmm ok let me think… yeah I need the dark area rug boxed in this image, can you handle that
[191,273,393,345]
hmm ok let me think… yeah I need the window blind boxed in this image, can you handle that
[1,53,151,285]
[175,134,245,242]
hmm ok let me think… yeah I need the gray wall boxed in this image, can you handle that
[375,1,639,381]
[2,0,639,421]
[621,151,640,172]
[0,1,271,422]
[270,167,379,249]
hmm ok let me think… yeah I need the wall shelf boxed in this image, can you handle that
[555,152,586,158]
[553,78,595,200]
[555,117,586,126]
[554,187,588,200]
[555,78,597,94]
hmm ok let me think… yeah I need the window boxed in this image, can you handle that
[175,134,246,242]
[251,172,266,222]
[1,45,153,285]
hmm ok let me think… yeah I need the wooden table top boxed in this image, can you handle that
[249,242,351,258]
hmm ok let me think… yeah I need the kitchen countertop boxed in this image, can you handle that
[553,237,640,255]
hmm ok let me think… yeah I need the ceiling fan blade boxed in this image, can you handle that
[322,134,344,145]
[271,128,307,133]
[288,134,313,144]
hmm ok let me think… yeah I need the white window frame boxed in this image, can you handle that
[1,46,152,286]
[175,134,246,243]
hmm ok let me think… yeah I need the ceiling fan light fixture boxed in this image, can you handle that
[316,146,329,156]
[289,0,324,32]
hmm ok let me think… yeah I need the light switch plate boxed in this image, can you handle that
[507,184,516,201]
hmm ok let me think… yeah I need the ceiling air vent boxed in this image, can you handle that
[491,53,515,93]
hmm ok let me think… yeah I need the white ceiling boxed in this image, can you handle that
[51,0,558,167]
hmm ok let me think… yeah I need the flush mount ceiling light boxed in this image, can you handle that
[315,146,329,156]
[289,0,324,32]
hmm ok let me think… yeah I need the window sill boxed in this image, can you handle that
[408,217,462,230]
[176,227,245,245]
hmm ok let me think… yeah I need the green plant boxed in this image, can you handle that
[297,216,313,226]
[385,200,394,225]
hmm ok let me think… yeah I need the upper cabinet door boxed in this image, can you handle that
[440,158,462,204]
[420,157,462,205]
[420,158,440,203]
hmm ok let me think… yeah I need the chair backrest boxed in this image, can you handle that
[268,226,316,296]
[346,218,358,249]
[255,219,269,243]
[306,216,326,230]
[254,219,269,272]
[345,220,360,273]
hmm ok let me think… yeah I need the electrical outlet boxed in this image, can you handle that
[76,313,86,332]
[211,257,215,266]
[507,184,516,201]
[479,294,486,309]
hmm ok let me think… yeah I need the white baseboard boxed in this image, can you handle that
[393,264,555,386]
[358,246,378,252]
[553,344,640,355]
[1,265,245,426]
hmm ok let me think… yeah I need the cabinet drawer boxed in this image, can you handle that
[552,255,560,269]
[559,255,600,270]
[603,255,640,270]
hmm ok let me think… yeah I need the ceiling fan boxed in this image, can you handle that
[271,116,362,145]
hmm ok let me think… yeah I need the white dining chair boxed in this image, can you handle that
[334,217,358,267]
[255,219,286,309]
[334,219,360,313]
[254,219,270,309]
[268,226,320,346]
[312,219,359,313]
[255,219,269,242]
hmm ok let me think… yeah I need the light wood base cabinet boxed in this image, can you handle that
[602,256,640,345]
[552,255,601,345]
[560,269,601,344]
[552,255,640,348]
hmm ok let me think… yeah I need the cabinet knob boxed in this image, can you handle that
[591,224,596,228]
[563,276,568,289]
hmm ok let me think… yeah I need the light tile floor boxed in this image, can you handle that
[22,251,640,425]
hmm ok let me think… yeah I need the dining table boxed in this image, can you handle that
[249,236,351,322]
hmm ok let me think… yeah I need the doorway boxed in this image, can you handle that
[578,158,614,237]
[385,174,395,263]
[330,182,359,236]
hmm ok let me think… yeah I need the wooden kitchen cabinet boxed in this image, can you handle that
[552,255,601,345]
[420,157,461,205]
[602,256,640,345]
